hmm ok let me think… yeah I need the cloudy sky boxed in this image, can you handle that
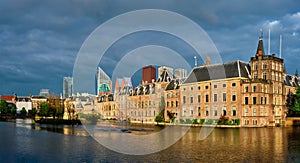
[1,0,300,96]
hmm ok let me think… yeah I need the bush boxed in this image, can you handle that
[200,119,205,124]
[155,115,164,124]
[205,119,214,125]
[179,119,185,124]
[192,119,199,124]
[235,119,240,125]
[225,120,232,125]
[20,107,27,115]
[185,119,192,124]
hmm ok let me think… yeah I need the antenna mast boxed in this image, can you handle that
[268,28,271,55]
[279,34,282,58]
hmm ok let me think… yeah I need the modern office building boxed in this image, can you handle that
[174,68,187,79]
[63,77,73,98]
[39,89,50,98]
[96,67,112,96]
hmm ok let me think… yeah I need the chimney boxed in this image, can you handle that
[206,56,211,65]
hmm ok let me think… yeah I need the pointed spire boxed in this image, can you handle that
[256,29,265,56]
[296,69,299,78]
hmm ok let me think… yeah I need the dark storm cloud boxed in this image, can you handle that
[0,0,299,95]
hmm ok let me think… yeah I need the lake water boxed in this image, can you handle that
[0,120,300,162]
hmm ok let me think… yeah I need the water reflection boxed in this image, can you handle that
[2,120,300,162]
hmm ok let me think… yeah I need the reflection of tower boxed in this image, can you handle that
[174,68,187,79]
[63,77,73,98]
[97,67,112,96]
[142,65,156,84]
[158,66,173,78]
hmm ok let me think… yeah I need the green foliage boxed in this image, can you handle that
[20,107,27,115]
[218,116,229,125]
[11,107,16,115]
[39,102,51,117]
[179,119,185,124]
[155,115,164,124]
[235,119,240,125]
[292,86,300,113]
[200,119,205,124]
[0,100,8,114]
[185,119,192,124]
[192,119,199,124]
[171,116,176,123]
[32,108,37,116]
[205,119,214,125]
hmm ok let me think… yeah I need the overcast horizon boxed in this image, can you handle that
[1,0,300,96]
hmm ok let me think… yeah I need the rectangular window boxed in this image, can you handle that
[223,93,226,102]
[198,95,201,103]
[214,107,218,116]
[206,94,209,102]
[232,92,236,101]
[245,120,249,125]
[214,94,217,102]
[253,120,257,125]
[182,108,186,116]
[232,83,236,87]
[222,107,227,116]
[205,107,209,116]
[223,84,226,88]
[214,84,217,89]
[245,86,249,92]
[183,96,186,104]
[198,107,201,116]
[261,97,264,104]
[245,97,249,105]
[253,108,257,116]
[244,108,248,116]
[253,86,257,92]
[253,97,257,104]
[190,96,193,103]
[232,106,236,116]
[198,86,201,90]
[265,97,267,104]
[205,85,209,89]
[190,108,193,116]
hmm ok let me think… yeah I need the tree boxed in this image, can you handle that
[292,86,300,114]
[20,107,27,115]
[32,108,37,119]
[155,115,164,125]
[48,95,64,119]
[11,107,16,115]
[0,100,8,114]
[39,102,50,117]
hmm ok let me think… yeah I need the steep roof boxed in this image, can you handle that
[165,78,185,90]
[183,60,250,84]
[256,36,265,55]
[284,74,300,87]
[157,68,172,82]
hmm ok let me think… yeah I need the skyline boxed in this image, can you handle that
[1,0,300,96]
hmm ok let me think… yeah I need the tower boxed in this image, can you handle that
[142,65,156,84]
[63,77,73,98]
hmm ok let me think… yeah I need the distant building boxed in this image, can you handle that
[158,66,173,79]
[63,77,73,98]
[96,67,112,96]
[16,96,32,114]
[174,68,187,79]
[39,89,50,98]
[142,65,156,84]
